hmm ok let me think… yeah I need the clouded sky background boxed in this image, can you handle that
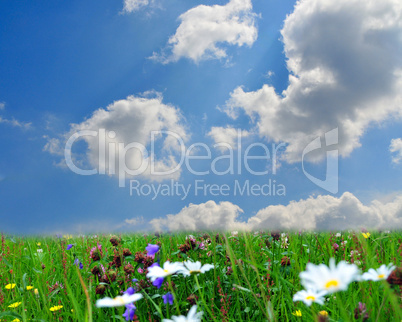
[0,0,401,234]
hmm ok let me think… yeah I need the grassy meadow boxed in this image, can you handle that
[1,231,402,321]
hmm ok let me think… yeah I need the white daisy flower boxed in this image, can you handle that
[299,258,360,293]
[178,260,214,277]
[96,293,143,307]
[293,289,327,306]
[146,261,183,282]
[162,305,203,322]
[335,233,341,237]
[362,264,395,281]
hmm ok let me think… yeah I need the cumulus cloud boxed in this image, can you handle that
[151,0,258,64]
[390,138,402,164]
[150,200,247,231]
[225,0,402,163]
[208,126,251,152]
[122,0,152,13]
[45,92,188,182]
[150,192,402,231]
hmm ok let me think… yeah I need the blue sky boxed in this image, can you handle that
[1,0,401,234]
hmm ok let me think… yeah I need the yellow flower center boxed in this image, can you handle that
[306,295,316,300]
[190,270,201,274]
[164,269,169,273]
[378,274,385,278]
[118,297,125,304]
[325,279,339,289]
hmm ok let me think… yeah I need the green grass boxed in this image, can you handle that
[0,231,401,321]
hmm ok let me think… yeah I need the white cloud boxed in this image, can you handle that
[125,216,145,225]
[43,136,63,156]
[390,138,402,164]
[0,116,31,129]
[150,200,247,231]
[45,92,189,182]
[225,0,402,163]
[151,0,258,64]
[208,126,251,152]
[122,0,151,13]
[150,192,402,231]
[0,102,31,129]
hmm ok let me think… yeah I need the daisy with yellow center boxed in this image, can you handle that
[146,261,184,282]
[293,289,327,306]
[299,258,360,294]
[292,310,302,317]
[8,302,22,308]
[5,283,16,290]
[96,293,143,307]
[178,260,214,277]
[362,263,395,281]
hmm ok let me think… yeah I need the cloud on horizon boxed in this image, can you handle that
[150,192,402,231]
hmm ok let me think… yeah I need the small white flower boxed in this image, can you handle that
[162,305,203,322]
[37,249,43,253]
[231,231,238,237]
[96,293,143,307]
[335,233,341,237]
[293,289,327,306]
[362,264,395,281]
[178,261,214,277]
[299,258,360,293]
[146,261,183,281]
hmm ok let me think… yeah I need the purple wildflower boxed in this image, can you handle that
[162,292,174,305]
[74,258,83,269]
[122,303,136,321]
[145,244,159,257]
[67,244,74,250]
[153,277,164,289]
[124,287,135,296]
